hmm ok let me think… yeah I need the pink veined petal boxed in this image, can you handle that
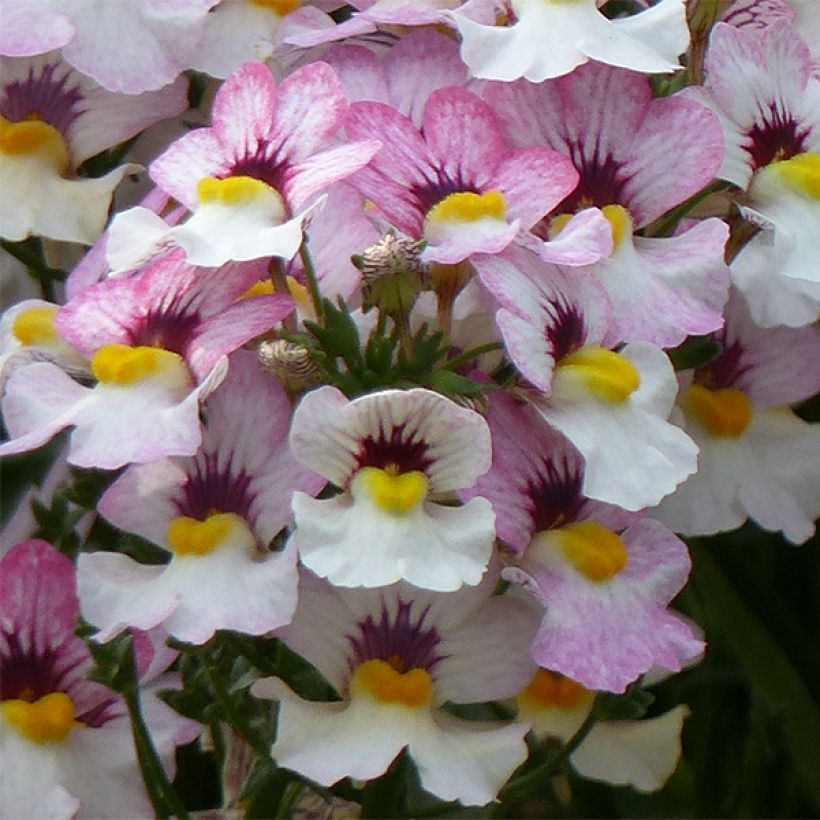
[283,140,383,212]
[322,44,389,107]
[0,4,74,57]
[269,61,349,164]
[422,87,508,190]
[211,62,278,152]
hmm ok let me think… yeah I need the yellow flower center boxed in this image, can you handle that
[91,343,190,388]
[11,305,59,346]
[533,521,628,582]
[250,0,302,13]
[553,346,641,403]
[0,116,70,174]
[353,466,429,516]
[350,659,434,708]
[763,153,820,200]
[2,693,77,744]
[518,669,592,710]
[426,190,506,226]
[167,512,248,557]
[682,384,753,438]
[601,203,632,252]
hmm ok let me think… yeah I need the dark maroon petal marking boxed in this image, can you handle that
[694,335,749,390]
[128,309,200,355]
[1,62,85,139]
[347,600,444,675]
[554,151,632,216]
[230,143,288,193]
[410,167,481,213]
[526,455,587,533]
[744,106,809,170]
[356,422,434,475]
[543,296,586,363]
[176,451,255,522]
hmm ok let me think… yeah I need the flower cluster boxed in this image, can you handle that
[1,0,819,816]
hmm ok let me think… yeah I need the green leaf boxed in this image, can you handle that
[428,370,485,399]
[690,543,820,807]
[667,335,722,372]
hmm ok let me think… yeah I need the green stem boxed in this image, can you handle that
[298,240,325,323]
[442,342,503,371]
[222,633,280,678]
[498,698,600,803]
[122,651,189,818]
[647,181,730,238]
[0,238,64,301]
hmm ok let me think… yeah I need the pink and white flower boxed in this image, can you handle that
[476,246,699,511]
[464,393,703,692]
[251,569,536,806]
[0,540,198,819]
[288,386,496,591]
[77,351,324,645]
[108,61,381,269]
[0,54,187,244]
[653,290,820,544]
[0,251,293,469]
[345,86,578,264]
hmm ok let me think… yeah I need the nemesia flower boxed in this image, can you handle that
[686,22,820,324]
[484,63,729,345]
[451,0,690,82]
[251,570,537,806]
[653,290,820,544]
[0,540,198,819]
[476,246,699,511]
[77,351,324,644]
[345,87,578,264]
[0,54,187,244]
[107,61,381,269]
[0,0,217,94]
[288,386,496,591]
[721,0,795,31]
[463,393,703,692]
[0,250,293,469]
[515,669,689,792]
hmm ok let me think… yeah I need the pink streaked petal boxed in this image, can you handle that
[623,96,725,226]
[495,308,555,393]
[490,147,578,228]
[0,540,78,637]
[385,29,468,128]
[270,61,348,164]
[280,9,376,48]
[422,88,507,190]
[150,129,231,210]
[283,139,383,212]
[722,0,795,29]
[322,44,389,107]
[0,5,73,57]
[530,208,614,267]
[212,62,278,153]
[186,294,295,382]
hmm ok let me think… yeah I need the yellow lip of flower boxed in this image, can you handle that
[425,190,506,227]
[2,692,77,744]
[0,116,70,175]
[759,152,820,200]
[167,512,249,557]
[552,345,641,404]
[532,521,628,582]
[600,203,632,253]
[353,466,429,516]
[90,343,190,389]
[349,659,434,708]
[250,0,302,13]
[682,384,753,438]
[518,669,592,711]
[11,305,60,346]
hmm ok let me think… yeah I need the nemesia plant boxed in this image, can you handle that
[1,0,819,817]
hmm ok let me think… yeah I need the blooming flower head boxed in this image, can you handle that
[0,540,197,819]
[109,61,381,270]
[345,86,578,265]
[0,54,187,244]
[464,392,703,692]
[0,251,293,469]
[252,569,537,806]
[77,351,324,644]
[288,385,496,590]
